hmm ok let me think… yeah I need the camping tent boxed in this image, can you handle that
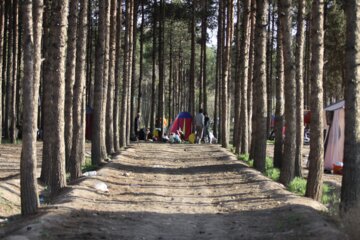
[169,112,193,140]
[324,100,345,171]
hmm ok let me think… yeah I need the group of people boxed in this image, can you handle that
[133,109,212,144]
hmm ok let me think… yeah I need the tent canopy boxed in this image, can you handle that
[324,101,345,171]
[169,112,193,140]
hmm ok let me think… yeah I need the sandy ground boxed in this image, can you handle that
[0,143,347,239]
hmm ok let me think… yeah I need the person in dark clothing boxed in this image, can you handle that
[134,112,141,139]
[204,113,210,143]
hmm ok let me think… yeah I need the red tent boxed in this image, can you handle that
[169,112,193,140]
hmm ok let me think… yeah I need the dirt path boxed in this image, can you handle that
[2,143,346,239]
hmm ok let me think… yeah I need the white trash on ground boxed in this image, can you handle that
[83,171,97,177]
[94,181,109,192]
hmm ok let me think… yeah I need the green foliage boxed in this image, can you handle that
[288,177,307,196]
[321,184,340,208]
[82,157,97,172]
[238,153,254,167]
[265,168,280,182]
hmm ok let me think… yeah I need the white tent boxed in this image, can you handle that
[324,100,345,171]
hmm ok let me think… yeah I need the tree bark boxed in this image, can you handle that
[106,0,117,154]
[252,0,268,172]
[5,0,13,141]
[137,0,144,115]
[64,0,78,169]
[273,16,285,169]
[69,0,88,180]
[113,0,122,152]
[295,0,305,178]
[150,1,157,131]
[0,1,4,144]
[233,0,242,153]
[10,0,18,143]
[48,0,68,195]
[340,0,360,212]
[240,0,251,154]
[305,0,324,201]
[102,0,110,153]
[92,0,108,164]
[221,0,234,148]
[189,0,196,120]
[248,0,256,159]
[20,0,43,215]
[279,0,297,186]
[158,0,165,138]
[40,0,52,184]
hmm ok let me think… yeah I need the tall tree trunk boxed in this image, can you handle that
[102,0,110,153]
[248,0,256,159]
[304,12,311,110]
[214,0,224,139]
[273,16,285,169]
[40,0,52,184]
[86,1,94,108]
[137,0,144,114]
[266,2,272,137]
[106,0,117,154]
[158,0,165,137]
[295,0,305,178]
[92,0,108,164]
[20,0,43,215]
[221,0,234,148]
[113,0,122,152]
[126,0,134,145]
[202,0,208,114]
[5,0,13,141]
[120,0,131,147]
[305,0,324,201]
[48,0,69,195]
[131,1,138,139]
[69,0,88,180]
[240,0,251,154]
[189,1,196,120]
[0,1,4,144]
[2,2,9,136]
[279,0,297,186]
[168,21,173,122]
[341,0,360,212]
[233,0,242,153]
[252,0,268,172]
[10,0,18,143]
[150,1,157,130]
[64,0,78,169]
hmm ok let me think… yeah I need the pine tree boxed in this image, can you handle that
[305,0,325,201]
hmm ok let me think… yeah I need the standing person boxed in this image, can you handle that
[204,113,210,143]
[194,109,205,144]
[134,112,141,139]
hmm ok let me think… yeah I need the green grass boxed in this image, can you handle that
[82,156,97,172]
[238,153,254,167]
[288,177,307,195]
[288,178,339,206]
[265,168,280,181]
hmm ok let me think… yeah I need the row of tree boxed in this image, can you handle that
[0,0,358,216]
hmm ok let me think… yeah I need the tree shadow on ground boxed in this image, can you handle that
[0,205,346,240]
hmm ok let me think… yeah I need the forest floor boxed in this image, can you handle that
[0,142,347,239]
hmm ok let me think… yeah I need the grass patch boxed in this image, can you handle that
[82,156,97,172]
[288,178,339,206]
[265,168,280,181]
[238,153,253,167]
[288,177,307,195]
